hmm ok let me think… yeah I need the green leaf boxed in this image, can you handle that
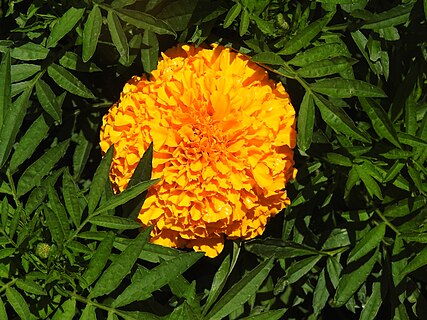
[81,232,116,289]
[297,92,315,153]
[9,116,49,175]
[11,43,49,61]
[88,145,114,214]
[359,97,401,148]
[326,153,352,167]
[237,309,286,320]
[6,287,31,320]
[205,258,274,320]
[348,223,385,263]
[326,256,343,288]
[47,63,95,98]
[345,167,360,198]
[278,12,335,55]
[251,52,285,65]
[384,196,426,218]
[62,169,82,227]
[36,79,62,122]
[46,7,85,48]
[360,282,382,320]
[93,179,159,216]
[314,96,370,143]
[59,52,101,72]
[52,299,76,320]
[383,161,405,183]
[11,64,40,83]
[282,255,322,285]
[113,8,176,36]
[224,3,242,28]
[310,78,386,98]
[297,57,356,78]
[401,245,427,280]
[332,248,378,307]
[0,298,7,320]
[0,50,11,130]
[107,11,130,66]
[245,239,321,259]
[355,165,383,200]
[0,88,31,169]
[288,43,349,67]
[89,228,150,298]
[90,216,141,230]
[113,252,203,307]
[16,140,69,196]
[362,4,414,29]
[73,129,94,179]
[15,278,47,296]
[312,268,329,316]
[44,205,66,244]
[398,132,427,148]
[80,304,96,320]
[239,8,250,37]
[141,30,159,73]
[82,5,102,62]
[157,0,198,32]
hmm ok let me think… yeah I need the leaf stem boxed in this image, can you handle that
[375,209,400,235]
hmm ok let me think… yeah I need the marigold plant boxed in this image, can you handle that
[100,44,297,257]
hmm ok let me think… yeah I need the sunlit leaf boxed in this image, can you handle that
[82,5,102,62]
[46,7,85,48]
[47,63,95,98]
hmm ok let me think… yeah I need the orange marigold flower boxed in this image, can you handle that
[100,44,297,258]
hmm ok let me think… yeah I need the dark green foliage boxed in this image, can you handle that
[0,0,426,319]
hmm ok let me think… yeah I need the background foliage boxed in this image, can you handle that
[0,0,426,319]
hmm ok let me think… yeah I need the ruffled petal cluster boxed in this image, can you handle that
[100,44,296,257]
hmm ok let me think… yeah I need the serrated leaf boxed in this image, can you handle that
[11,43,49,61]
[0,88,31,169]
[310,78,386,98]
[11,64,41,83]
[362,4,413,29]
[278,12,335,55]
[114,7,176,36]
[0,298,7,320]
[113,252,203,307]
[205,258,273,320]
[47,63,95,98]
[332,248,378,307]
[88,145,114,214]
[251,52,285,65]
[297,57,356,78]
[288,43,349,66]
[245,239,320,259]
[15,278,47,296]
[80,304,96,320]
[93,179,159,216]
[401,245,427,280]
[52,299,76,320]
[81,232,116,289]
[360,282,382,320]
[239,8,250,36]
[46,7,85,48]
[44,205,66,244]
[141,30,159,73]
[36,79,62,122]
[348,223,385,263]
[83,5,102,62]
[238,309,286,320]
[62,169,82,227]
[312,268,329,315]
[59,52,101,72]
[90,216,141,230]
[107,11,130,65]
[16,140,69,196]
[359,97,401,148]
[89,228,150,298]
[355,165,383,199]
[314,95,370,143]
[224,3,242,28]
[6,287,31,320]
[0,50,11,131]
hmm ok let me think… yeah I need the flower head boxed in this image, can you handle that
[100,44,296,257]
